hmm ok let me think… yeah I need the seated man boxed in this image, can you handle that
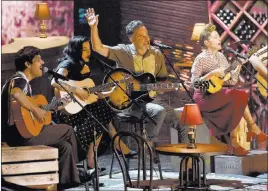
[86,8,189,149]
[1,46,86,189]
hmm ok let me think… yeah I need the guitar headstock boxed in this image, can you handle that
[193,80,209,91]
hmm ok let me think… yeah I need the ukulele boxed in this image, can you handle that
[194,46,259,93]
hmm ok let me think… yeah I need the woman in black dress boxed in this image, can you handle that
[51,36,133,168]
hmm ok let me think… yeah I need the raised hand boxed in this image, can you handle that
[85,8,99,27]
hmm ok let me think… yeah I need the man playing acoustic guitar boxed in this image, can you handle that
[86,8,189,163]
[1,46,88,189]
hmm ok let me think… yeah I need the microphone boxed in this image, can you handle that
[224,47,248,59]
[42,67,69,81]
[150,40,172,49]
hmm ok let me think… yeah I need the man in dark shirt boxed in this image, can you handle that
[1,46,83,189]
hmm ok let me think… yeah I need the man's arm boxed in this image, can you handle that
[51,68,89,101]
[86,8,109,57]
[11,88,47,123]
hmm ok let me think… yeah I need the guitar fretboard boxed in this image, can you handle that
[139,83,181,91]
[89,79,127,93]
[41,97,65,111]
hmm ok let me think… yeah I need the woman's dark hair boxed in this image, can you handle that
[125,20,144,39]
[60,35,90,63]
[14,46,40,71]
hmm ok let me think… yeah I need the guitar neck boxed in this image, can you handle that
[89,79,126,93]
[141,83,181,91]
[41,98,64,111]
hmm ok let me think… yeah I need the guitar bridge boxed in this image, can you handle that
[209,79,216,88]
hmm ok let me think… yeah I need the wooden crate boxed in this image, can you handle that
[214,150,268,175]
[2,145,59,190]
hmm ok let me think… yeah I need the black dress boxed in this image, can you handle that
[53,58,115,156]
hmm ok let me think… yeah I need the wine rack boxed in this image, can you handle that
[208,0,267,55]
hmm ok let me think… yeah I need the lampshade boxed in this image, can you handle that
[180,104,203,126]
[34,3,51,20]
[191,23,206,41]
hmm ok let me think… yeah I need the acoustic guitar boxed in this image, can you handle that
[103,68,181,111]
[194,47,258,93]
[12,94,69,138]
[55,77,129,114]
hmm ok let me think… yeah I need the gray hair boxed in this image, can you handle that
[125,20,145,38]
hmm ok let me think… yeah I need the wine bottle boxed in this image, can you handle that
[262,13,266,22]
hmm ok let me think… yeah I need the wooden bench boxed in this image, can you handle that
[2,145,59,191]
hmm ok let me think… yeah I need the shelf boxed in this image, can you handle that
[208,0,267,54]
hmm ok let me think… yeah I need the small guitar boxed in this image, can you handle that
[55,77,129,114]
[193,63,240,93]
[12,94,69,138]
[103,68,181,111]
[194,47,258,93]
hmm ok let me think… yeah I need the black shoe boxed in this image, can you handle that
[117,149,137,158]
[78,169,93,183]
[124,150,138,158]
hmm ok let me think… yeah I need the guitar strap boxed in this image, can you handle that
[6,73,31,126]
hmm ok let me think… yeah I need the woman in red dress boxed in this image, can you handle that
[191,24,267,155]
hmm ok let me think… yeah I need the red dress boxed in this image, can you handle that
[191,50,248,142]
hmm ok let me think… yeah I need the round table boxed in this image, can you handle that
[156,143,227,190]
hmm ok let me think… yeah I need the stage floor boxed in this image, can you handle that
[66,154,268,191]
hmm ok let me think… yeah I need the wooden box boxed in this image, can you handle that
[214,150,268,175]
[2,145,59,188]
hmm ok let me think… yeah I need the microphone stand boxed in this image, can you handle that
[157,47,195,103]
[54,77,108,191]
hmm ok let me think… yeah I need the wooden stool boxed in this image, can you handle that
[2,145,59,191]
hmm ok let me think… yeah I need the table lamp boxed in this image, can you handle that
[191,23,206,42]
[180,104,203,148]
[34,3,51,38]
